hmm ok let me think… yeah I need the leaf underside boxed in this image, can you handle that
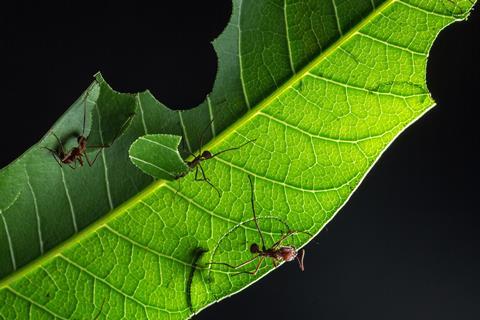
[0,0,476,319]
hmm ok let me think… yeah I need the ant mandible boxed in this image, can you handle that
[207,175,311,275]
[180,119,255,196]
[44,88,133,169]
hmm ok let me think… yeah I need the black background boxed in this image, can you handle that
[1,1,479,319]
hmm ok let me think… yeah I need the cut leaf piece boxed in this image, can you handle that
[129,134,189,180]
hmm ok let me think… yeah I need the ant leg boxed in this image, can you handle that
[174,179,182,196]
[86,114,135,150]
[210,139,257,159]
[192,163,221,196]
[51,132,66,154]
[199,119,215,153]
[272,259,279,268]
[194,166,199,180]
[194,164,209,182]
[233,256,266,276]
[108,113,135,145]
[296,249,305,271]
[86,144,110,148]
[181,136,196,158]
[272,230,313,249]
[68,159,77,170]
[85,149,103,167]
[52,155,63,168]
[272,231,297,249]
[82,88,89,137]
[43,147,63,168]
[196,164,221,197]
[207,255,259,270]
[248,175,266,251]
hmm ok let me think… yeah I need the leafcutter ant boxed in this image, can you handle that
[44,89,133,169]
[179,119,256,196]
[207,175,311,275]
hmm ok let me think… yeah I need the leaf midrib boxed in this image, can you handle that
[0,0,403,289]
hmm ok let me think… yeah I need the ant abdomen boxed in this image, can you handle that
[277,246,297,262]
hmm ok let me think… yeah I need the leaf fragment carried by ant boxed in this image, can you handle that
[129,134,189,180]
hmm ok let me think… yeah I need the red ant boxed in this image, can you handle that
[44,89,133,169]
[179,119,255,196]
[207,175,311,275]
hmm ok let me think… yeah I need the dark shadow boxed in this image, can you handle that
[186,247,208,314]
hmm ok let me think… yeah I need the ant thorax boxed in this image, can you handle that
[187,157,201,169]
[77,136,87,151]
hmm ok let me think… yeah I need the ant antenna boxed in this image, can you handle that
[51,132,65,154]
[248,175,266,251]
[210,139,256,159]
[81,88,92,136]
[199,118,215,153]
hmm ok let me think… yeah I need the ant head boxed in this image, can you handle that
[201,150,213,159]
[278,246,297,262]
[250,243,260,254]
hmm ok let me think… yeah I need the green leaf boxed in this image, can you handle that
[129,135,189,180]
[0,0,476,319]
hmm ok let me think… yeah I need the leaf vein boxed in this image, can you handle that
[94,107,114,210]
[0,214,16,271]
[137,95,149,135]
[6,287,68,320]
[237,0,251,109]
[306,72,428,99]
[138,137,178,153]
[26,170,44,255]
[129,156,176,178]
[331,0,343,36]
[163,184,284,237]
[207,96,216,137]
[61,168,78,233]
[214,156,362,193]
[396,0,456,19]
[103,225,194,268]
[178,112,192,153]
[357,30,427,56]
[259,111,391,144]
[284,0,296,73]
[59,254,188,315]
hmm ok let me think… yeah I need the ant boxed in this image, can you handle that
[207,175,312,275]
[179,119,256,196]
[44,88,133,169]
